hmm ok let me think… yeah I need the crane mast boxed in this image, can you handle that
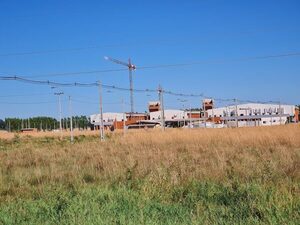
[104,56,136,114]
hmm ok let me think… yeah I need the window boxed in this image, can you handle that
[263,121,266,124]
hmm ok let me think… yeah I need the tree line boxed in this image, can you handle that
[0,116,91,131]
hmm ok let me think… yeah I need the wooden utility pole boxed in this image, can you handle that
[98,81,105,141]
[279,101,282,125]
[203,99,207,128]
[158,85,165,131]
[234,98,239,128]
[69,96,74,143]
[122,98,126,135]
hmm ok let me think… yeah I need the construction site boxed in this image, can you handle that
[90,99,299,130]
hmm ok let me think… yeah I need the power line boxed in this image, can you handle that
[0,75,291,105]
[2,51,299,79]
[0,93,52,98]
[0,101,57,105]
[0,68,128,79]
[0,27,297,57]
[138,52,300,70]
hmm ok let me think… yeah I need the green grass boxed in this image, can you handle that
[0,127,299,224]
[0,180,299,225]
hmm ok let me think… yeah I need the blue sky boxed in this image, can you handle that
[0,0,299,119]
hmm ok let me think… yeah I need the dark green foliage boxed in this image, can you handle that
[3,116,91,131]
[0,119,5,130]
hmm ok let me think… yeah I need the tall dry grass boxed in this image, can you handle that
[0,129,100,140]
[0,125,299,199]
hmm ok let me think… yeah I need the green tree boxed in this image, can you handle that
[0,119,5,130]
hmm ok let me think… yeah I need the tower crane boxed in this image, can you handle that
[104,56,136,114]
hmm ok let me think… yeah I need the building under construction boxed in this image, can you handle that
[90,100,299,130]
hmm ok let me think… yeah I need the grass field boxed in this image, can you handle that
[0,125,299,224]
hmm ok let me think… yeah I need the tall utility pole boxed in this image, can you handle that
[234,98,239,128]
[54,92,64,137]
[279,101,282,125]
[203,99,207,128]
[122,98,126,135]
[158,85,165,131]
[104,56,136,114]
[98,81,105,141]
[189,103,192,128]
[69,96,74,143]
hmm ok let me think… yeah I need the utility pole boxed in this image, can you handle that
[212,104,215,128]
[122,98,126,135]
[203,99,207,128]
[158,85,165,131]
[279,101,282,125]
[98,81,105,141]
[189,103,192,128]
[234,98,238,128]
[69,96,74,143]
[54,92,64,138]
[199,100,202,127]
[183,107,186,127]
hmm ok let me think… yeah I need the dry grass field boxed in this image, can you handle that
[0,125,299,224]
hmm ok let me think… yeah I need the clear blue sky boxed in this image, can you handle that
[0,0,299,119]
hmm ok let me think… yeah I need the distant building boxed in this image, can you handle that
[203,99,214,111]
[148,101,160,112]
[90,112,148,130]
[150,109,185,121]
[89,102,298,130]
[206,103,297,127]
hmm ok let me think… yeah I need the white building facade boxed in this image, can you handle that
[206,103,295,127]
[149,109,187,121]
[90,112,126,125]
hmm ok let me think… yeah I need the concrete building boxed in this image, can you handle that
[206,103,296,127]
[90,112,148,129]
[148,101,160,112]
[150,109,186,121]
[90,112,125,126]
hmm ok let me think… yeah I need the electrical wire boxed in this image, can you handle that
[137,52,300,70]
[0,101,57,105]
[0,75,291,105]
[0,27,297,57]
[1,51,299,79]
